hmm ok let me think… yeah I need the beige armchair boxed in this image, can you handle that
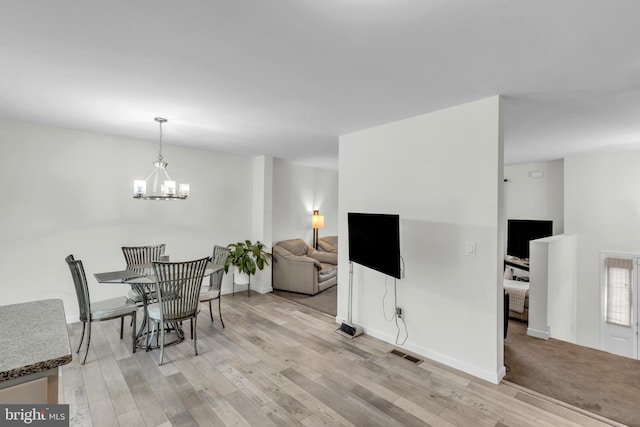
[272,238,337,295]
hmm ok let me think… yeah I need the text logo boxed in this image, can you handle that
[0,405,69,426]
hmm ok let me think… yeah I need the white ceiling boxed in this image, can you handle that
[2,1,639,169]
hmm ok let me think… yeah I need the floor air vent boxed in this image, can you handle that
[389,349,422,364]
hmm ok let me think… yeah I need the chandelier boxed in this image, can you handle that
[133,117,189,200]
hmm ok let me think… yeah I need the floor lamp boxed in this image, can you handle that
[312,210,324,249]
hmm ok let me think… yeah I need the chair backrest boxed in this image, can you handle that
[122,244,166,266]
[65,254,90,322]
[318,236,338,253]
[209,245,230,290]
[275,239,310,256]
[152,257,210,322]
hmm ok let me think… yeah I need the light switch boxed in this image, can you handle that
[466,241,476,256]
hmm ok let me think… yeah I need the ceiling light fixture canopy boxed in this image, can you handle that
[133,117,189,200]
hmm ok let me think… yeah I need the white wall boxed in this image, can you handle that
[0,119,255,321]
[565,149,640,348]
[504,160,564,235]
[249,155,274,293]
[528,234,577,343]
[546,235,577,343]
[338,96,504,383]
[272,158,338,245]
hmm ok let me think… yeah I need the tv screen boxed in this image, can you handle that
[348,212,401,279]
[507,219,553,260]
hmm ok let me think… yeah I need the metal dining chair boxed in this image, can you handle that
[65,255,138,364]
[146,257,210,365]
[121,244,166,265]
[121,244,166,305]
[198,245,229,329]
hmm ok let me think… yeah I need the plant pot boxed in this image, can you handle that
[233,267,250,285]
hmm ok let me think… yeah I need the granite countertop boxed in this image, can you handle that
[0,299,72,382]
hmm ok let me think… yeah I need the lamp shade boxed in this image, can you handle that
[312,210,325,229]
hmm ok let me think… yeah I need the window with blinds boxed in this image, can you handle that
[605,257,633,327]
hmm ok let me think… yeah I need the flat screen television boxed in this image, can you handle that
[507,219,553,260]
[348,212,401,279]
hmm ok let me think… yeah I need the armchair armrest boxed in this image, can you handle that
[307,248,337,265]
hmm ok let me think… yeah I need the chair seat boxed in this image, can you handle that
[127,289,143,302]
[147,302,161,320]
[199,289,220,302]
[91,297,138,321]
[127,288,155,303]
[147,302,199,322]
[318,265,337,280]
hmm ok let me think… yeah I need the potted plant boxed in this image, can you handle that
[224,240,272,287]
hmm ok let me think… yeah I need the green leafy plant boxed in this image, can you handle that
[224,240,272,276]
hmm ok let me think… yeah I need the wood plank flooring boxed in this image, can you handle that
[60,292,622,426]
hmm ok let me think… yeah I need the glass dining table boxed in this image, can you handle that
[94,262,220,350]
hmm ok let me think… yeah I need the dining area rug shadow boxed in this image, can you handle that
[504,319,640,427]
[272,285,337,317]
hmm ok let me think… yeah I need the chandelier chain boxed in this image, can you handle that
[157,119,164,162]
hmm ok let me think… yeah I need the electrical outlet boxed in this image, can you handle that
[396,307,403,318]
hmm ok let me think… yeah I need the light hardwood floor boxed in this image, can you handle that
[60,292,622,427]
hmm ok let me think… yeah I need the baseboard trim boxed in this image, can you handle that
[362,325,504,384]
[221,285,273,296]
[527,327,550,340]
